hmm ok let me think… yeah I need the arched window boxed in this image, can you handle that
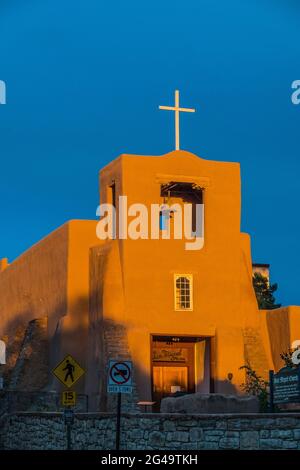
[174,274,193,311]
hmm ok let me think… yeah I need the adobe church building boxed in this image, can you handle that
[0,149,299,410]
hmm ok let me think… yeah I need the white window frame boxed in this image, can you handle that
[174,274,193,311]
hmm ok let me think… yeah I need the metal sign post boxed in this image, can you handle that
[63,408,74,450]
[116,392,122,451]
[107,360,133,451]
[269,370,274,412]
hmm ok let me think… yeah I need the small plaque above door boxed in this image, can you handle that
[152,348,188,363]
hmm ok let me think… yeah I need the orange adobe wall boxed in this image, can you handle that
[92,150,271,405]
[0,220,100,393]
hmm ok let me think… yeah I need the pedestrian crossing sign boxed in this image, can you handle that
[52,355,85,388]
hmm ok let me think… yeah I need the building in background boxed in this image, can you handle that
[0,150,299,411]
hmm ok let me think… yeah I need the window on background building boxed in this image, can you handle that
[174,274,193,311]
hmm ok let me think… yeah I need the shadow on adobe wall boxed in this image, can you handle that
[0,294,148,413]
[0,294,243,414]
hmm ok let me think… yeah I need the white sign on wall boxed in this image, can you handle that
[0,340,6,365]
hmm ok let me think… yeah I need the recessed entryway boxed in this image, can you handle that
[151,335,212,404]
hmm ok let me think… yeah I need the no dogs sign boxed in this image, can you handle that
[107,360,133,394]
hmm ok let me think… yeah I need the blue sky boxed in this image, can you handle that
[0,0,299,306]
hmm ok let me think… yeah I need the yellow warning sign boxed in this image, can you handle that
[52,355,85,388]
[62,390,77,407]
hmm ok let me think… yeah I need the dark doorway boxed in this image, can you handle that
[151,335,212,406]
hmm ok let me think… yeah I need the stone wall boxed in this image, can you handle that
[103,321,140,413]
[88,244,139,413]
[243,327,270,381]
[1,412,300,450]
[9,318,48,390]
